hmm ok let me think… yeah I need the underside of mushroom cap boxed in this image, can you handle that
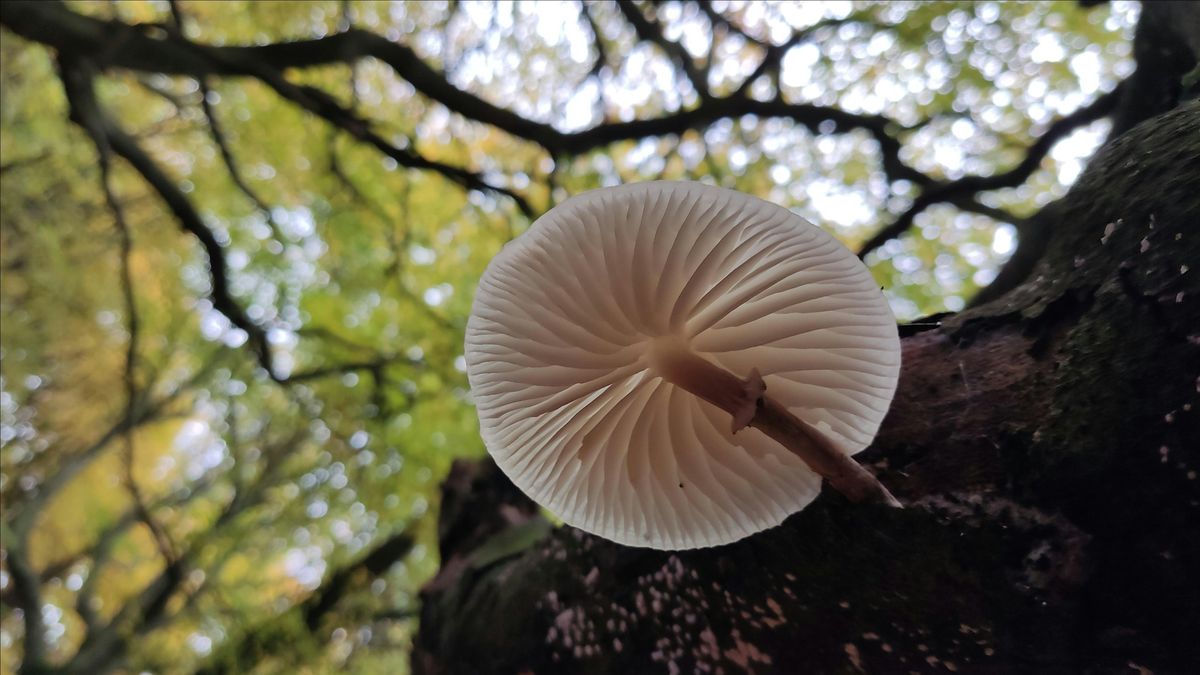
[465,181,900,550]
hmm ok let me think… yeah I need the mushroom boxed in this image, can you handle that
[465,181,901,550]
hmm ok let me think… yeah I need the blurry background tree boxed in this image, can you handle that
[0,1,1192,674]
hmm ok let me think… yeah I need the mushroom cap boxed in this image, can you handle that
[465,181,900,549]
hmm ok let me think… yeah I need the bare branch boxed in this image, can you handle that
[695,0,768,47]
[286,357,392,384]
[326,139,463,330]
[733,17,850,98]
[0,1,917,183]
[88,92,183,581]
[59,55,276,376]
[73,521,119,631]
[4,1,533,219]
[615,0,710,98]
[61,54,417,388]
[952,196,1022,226]
[64,423,311,675]
[173,0,284,238]
[135,75,189,110]
[579,1,610,77]
[302,531,415,630]
[39,471,222,583]
[194,530,414,675]
[4,357,214,542]
[60,53,450,390]
[3,527,46,673]
[857,85,1123,258]
[197,82,285,239]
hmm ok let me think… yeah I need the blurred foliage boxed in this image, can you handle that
[0,1,1134,673]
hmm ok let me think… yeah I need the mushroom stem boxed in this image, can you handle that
[752,398,902,508]
[647,338,901,508]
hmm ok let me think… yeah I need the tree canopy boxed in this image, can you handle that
[0,1,1158,673]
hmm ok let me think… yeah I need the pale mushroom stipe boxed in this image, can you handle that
[465,182,902,550]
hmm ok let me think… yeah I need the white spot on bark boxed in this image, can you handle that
[555,609,574,633]
[845,643,865,672]
[1101,221,1118,244]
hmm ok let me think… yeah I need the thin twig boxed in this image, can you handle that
[198,80,285,239]
[579,1,609,78]
[91,84,181,577]
[615,0,710,99]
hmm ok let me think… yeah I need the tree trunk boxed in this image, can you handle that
[412,101,1200,674]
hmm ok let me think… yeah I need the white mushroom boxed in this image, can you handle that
[465,181,901,550]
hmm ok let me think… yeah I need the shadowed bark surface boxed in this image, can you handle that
[413,103,1200,674]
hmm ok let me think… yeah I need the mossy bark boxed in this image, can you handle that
[413,104,1200,674]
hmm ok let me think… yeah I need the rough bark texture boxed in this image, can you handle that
[413,103,1200,674]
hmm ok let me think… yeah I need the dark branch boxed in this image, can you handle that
[733,17,851,98]
[167,0,282,239]
[66,426,310,675]
[5,536,46,673]
[0,1,918,183]
[696,0,768,47]
[615,0,710,98]
[57,54,276,376]
[2,1,533,219]
[579,1,610,77]
[857,84,1123,258]
[194,531,414,675]
[68,559,187,674]
[286,358,392,384]
[74,520,121,632]
[303,532,415,630]
[90,95,182,577]
[952,196,1022,226]
[199,82,285,238]
[326,154,462,330]
[39,472,221,583]
[58,52,419,386]
[4,360,211,543]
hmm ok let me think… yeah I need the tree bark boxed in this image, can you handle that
[412,102,1200,674]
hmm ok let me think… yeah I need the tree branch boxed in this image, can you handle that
[3,524,47,674]
[285,358,391,384]
[38,470,222,583]
[0,1,919,183]
[3,1,533,219]
[199,82,285,238]
[730,15,854,98]
[91,100,184,590]
[3,371,198,542]
[165,1,284,239]
[302,531,415,630]
[194,530,414,675]
[579,1,610,78]
[63,423,311,675]
[857,84,1123,258]
[614,0,710,98]
[695,0,768,47]
[58,52,421,388]
[58,54,276,376]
